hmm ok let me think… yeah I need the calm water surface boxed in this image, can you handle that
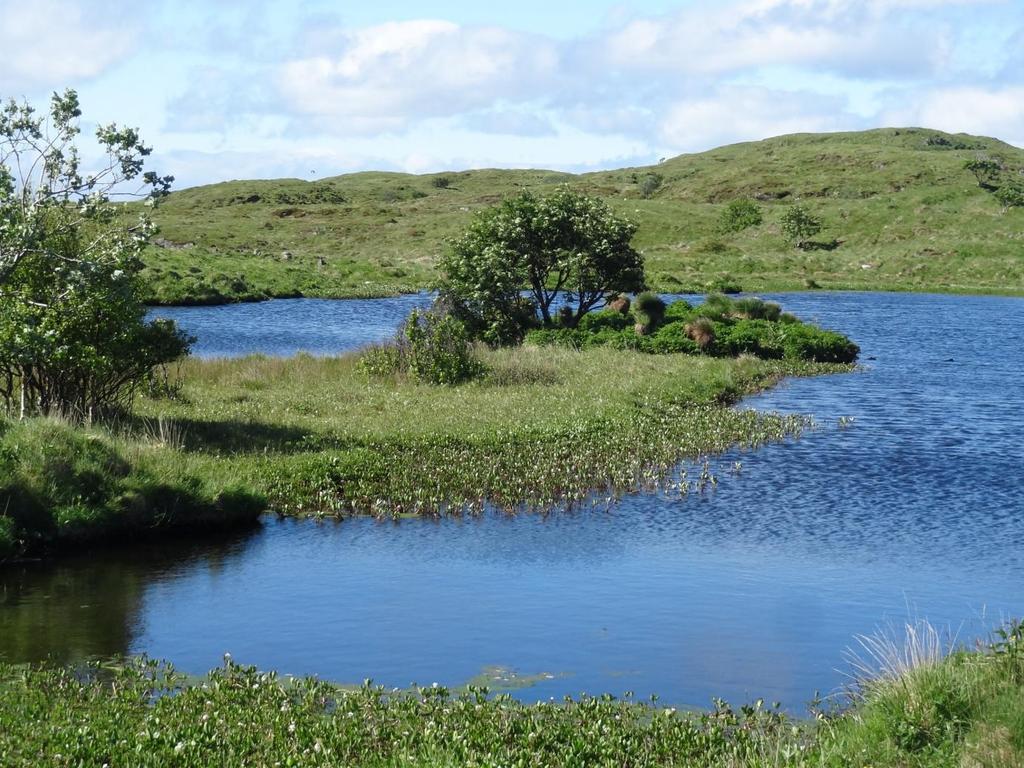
[2,292,1022,711]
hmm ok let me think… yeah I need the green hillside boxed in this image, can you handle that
[141,128,1024,304]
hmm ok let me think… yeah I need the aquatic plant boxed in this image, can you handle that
[2,619,1023,766]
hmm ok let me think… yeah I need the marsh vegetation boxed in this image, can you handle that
[2,620,1022,767]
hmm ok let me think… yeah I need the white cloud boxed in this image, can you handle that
[600,0,992,78]
[278,20,559,133]
[659,86,855,150]
[885,85,1024,144]
[0,0,136,91]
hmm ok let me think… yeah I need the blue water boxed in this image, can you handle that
[149,294,433,357]
[3,292,1023,712]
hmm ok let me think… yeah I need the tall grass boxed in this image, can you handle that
[132,347,841,517]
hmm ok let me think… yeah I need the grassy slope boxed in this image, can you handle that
[142,128,1024,303]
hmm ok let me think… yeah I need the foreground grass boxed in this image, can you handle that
[1,622,1021,767]
[141,128,1024,304]
[1,346,843,559]
[133,346,840,517]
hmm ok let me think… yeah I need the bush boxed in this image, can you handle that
[578,309,631,333]
[719,199,763,233]
[634,292,667,332]
[360,309,485,385]
[696,294,735,320]
[995,182,1024,211]
[638,173,663,199]
[356,345,402,378]
[781,324,859,363]
[732,297,781,321]
[716,320,784,359]
[781,205,822,249]
[663,300,694,322]
[685,318,716,351]
[526,297,858,365]
[642,323,700,354]
[705,277,743,294]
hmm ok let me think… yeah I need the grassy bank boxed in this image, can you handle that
[141,128,1024,304]
[2,346,846,560]
[1,621,1021,766]
[0,417,264,560]
[132,347,840,517]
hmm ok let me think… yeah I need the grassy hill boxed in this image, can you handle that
[141,128,1024,304]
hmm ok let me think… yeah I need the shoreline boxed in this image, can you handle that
[143,282,1024,309]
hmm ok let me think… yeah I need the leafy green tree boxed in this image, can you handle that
[780,205,822,249]
[439,187,645,345]
[719,199,763,233]
[964,158,1002,190]
[0,89,189,419]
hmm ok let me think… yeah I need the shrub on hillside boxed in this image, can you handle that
[719,199,763,233]
[781,205,823,249]
[995,182,1024,211]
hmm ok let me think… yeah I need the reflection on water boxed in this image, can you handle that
[0,530,258,665]
[4,292,1023,711]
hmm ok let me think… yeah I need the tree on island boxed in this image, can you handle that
[0,89,190,420]
[439,187,645,345]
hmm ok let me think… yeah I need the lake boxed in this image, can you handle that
[2,291,1022,711]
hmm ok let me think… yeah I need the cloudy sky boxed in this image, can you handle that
[3,0,1021,188]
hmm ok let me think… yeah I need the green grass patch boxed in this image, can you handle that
[0,417,264,560]
[129,346,841,518]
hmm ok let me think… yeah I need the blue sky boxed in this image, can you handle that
[3,0,1022,188]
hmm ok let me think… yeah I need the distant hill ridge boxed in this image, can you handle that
[142,128,1024,304]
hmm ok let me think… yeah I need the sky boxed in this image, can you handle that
[2,0,1022,188]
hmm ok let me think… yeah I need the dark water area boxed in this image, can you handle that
[3,292,1023,711]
